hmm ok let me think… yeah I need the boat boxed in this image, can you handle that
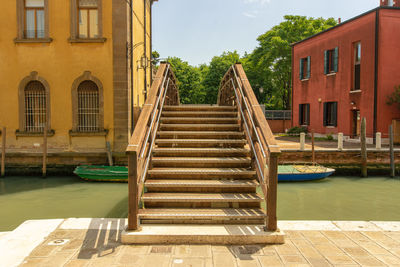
[74,164,335,182]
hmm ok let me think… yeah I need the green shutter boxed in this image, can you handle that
[299,58,303,80]
[334,47,339,73]
[333,102,338,127]
[323,102,327,126]
[306,104,310,125]
[307,56,311,79]
[299,104,303,125]
[324,51,328,74]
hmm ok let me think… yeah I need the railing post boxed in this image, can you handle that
[266,153,278,231]
[338,133,343,151]
[300,133,305,151]
[128,151,140,230]
[376,132,381,150]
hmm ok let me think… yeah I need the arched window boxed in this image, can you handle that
[24,81,47,132]
[77,81,99,132]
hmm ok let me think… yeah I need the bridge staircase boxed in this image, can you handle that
[122,63,283,244]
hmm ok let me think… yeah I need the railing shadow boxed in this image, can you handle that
[77,218,126,260]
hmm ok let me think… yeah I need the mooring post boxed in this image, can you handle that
[300,132,305,151]
[361,118,367,177]
[390,125,395,178]
[106,141,113,166]
[312,131,315,165]
[376,132,382,150]
[1,127,6,177]
[42,125,47,178]
[338,133,343,151]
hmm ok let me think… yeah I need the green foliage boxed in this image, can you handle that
[202,51,241,104]
[326,133,334,141]
[387,85,400,109]
[287,126,308,135]
[244,15,337,110]
[168,57,205,104]
[152,51,160,66]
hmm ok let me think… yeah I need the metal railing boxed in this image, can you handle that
[126,63,179,230]
[218,63,281,231]
[266,110,291,120]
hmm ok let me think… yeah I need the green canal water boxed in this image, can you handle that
[1,176,400,231]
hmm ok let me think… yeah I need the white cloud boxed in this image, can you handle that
[243,0,271,5]
[243,12,257,18]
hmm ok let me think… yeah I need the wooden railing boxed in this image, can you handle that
[126,62,179,230]
[218,63,281,231]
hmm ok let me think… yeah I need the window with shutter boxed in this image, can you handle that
[299,104,310,126]
[323,102,338,127]
[300,57,310,80]
[324,48,338,75]
[352,42,361,91]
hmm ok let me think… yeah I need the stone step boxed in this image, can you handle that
[159,123,240,131]
[152,157,251,168]
[155,139,246,148]
[138,208,265,220]
[163,105,237,112]
[161,111,238,118]
[157,131,245,139]
[121,225,285,244]
[153,148,251,157]
[147,168,256,179]
[160,117,238,124]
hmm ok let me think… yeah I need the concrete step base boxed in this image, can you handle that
[121,225,284,244]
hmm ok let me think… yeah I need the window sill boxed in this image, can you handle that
[68,38,107,43]
[325,126,336,129]
[69,129,109,137]
[350,90,362,94]
[326,72,337,77]
[300,78,310,82]
[14,38,53,43]
[16,129,55,137]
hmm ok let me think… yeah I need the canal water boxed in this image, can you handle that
[1,176,400,231]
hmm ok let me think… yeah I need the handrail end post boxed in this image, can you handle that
[266,153,279,232]
[127,151,140,231]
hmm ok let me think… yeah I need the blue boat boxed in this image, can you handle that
[278,164,335,182]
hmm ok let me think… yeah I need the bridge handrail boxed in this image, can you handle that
[218,63,280,231]
[126,62,179,230]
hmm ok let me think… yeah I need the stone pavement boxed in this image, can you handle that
[1,219,398,267]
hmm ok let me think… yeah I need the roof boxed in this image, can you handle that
[292,6,400,47]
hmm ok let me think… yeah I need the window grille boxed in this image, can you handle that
[77,81,99,132]
[24,81,47,132]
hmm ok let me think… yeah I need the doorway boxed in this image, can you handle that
[351,110,360,138]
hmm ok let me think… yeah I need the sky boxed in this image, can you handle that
[152,0,379,66]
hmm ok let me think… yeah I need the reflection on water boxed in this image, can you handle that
[0,176,400,231]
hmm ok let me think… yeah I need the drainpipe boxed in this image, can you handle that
[373,9,380,143]
[144,0,148,100]
[129,0,134,134]
[150,1,153,84]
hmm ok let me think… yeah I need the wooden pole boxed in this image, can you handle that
[1,127,5,177]
[266,154,278,231]
[311,131,315,165]
[361,117,368,177]
[42,125,47,178]
[106,141,113,166]
[128,152,140,230]
[390,125,395,178]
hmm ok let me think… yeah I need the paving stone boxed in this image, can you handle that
[190,245,212,257]
[362,231,400,249]
[233,245,263,256]
[236,258,261,267]
[212,245,233,254]
[171,257,205,267]
[333,222,381,232]
[291,239,321,258]
[284,230,305,240]
[40,252,74,267]
[121,245,150,254]
[274,240,301,255]
[342,246,370,257]
[305,257,331,267]
[383,231,400,242]
[213,253,237,267]
[352,256,386,266]
[344,231,371,242]
[313,243,344,256]
[324,254,357,265]
[357,240,392,255]
[261,245,278,256]
[61,239,85,251]
[257,255,283,267]
[280,254,310,266]
[302,231,331,244]
[19,258,47,267]
[151,245,173,254]
[87,256,117,267]
[64,259,89,267]
[29,244,59,257]
[117,253,146,267]
[374,254,400,265]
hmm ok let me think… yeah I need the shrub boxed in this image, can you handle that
[286,126,308,135]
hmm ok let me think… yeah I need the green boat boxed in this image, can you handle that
[74,164,334,182]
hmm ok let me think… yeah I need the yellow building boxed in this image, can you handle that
[0,0,155,155]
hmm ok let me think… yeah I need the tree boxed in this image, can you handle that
[151,51,160,66]
[387,85,400,109]
[168,57,205,104]
[202,51,240,104]
[244,15,337,110]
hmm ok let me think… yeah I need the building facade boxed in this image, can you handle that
[0,0,155,153]
[292,1,400,141]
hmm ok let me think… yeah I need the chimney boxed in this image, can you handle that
[381,0,400,7]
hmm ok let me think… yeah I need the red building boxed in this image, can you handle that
[292,1,400,141]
